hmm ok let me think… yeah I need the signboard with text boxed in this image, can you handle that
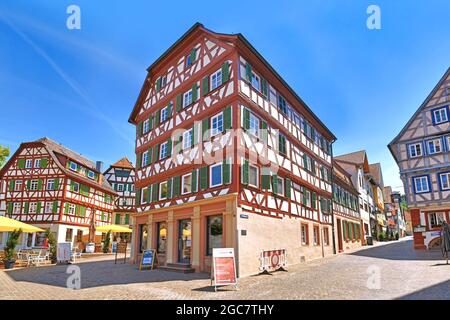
[139,249,157,270]
[211,248,237,291]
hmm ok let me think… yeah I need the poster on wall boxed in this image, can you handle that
[211,248,237,292]
[57,242,72,264]
[259,249,287,273]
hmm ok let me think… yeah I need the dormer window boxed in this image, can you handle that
[186,48,197,67]
[87,170,95,179]
[25,159,32,169]
[432,106,448,125]
[69,161,77,171]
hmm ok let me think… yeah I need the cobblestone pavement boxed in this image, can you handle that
[0,237,449,300]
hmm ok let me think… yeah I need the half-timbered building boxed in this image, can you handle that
[389,67,450,249]
[103,157,135,241]
[0,137,116,250]
[128,23,336,276]
[332,160,362,252]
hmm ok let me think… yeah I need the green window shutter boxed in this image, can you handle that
[8,180,14,192]
[192,83,198,102]
[222,61,230,82]
[26,180,31,190]
[148,147,153,164]
[285,178,292,198]
[70,181,75,192]
[115,214,121,224]
[156,77,162,91]
[202,76,209,96]
[167,102,173,118]
[193,122,201,145]
[24,202,29,214]
[173,176,181,197]
[312,192,317,209]
[303,154,308,170]
[7,202,13,214]
[148,115,153,130]
[202,118,210,142]
[36,202,41,213]
[41,158,48,168]
[343,221,347,240]
[223,160,231,185]
[136,153,141,169]
[64,202,69,214]
[272,174,278,194]
[243,108,250,130]
[52,201,58,214]
[124,214,130,225]
[176,94,183,112]
[241,159,249,184]
[155,110,161,126]
[190,126,195,147]
[224,105,232,130]
[154,144,160,162]
[136,188,141,205]
[17,159,25,169]
[137,122,143,137]
[167,138,172,157]
[191,169,198,193]
[311,159,316,175]
[38,179,43,190]
[261,121,268,144]
[146,186,151,203]
[261,78,268,97]
[261,171,270,190]
[190,48,196,62]
[245,62,252,82]
[320,166,324,180]
[167,178,172,199]
[200,166,208,190]
[152,183,159,202]
[302,188,307,205]
[54,178,59,190]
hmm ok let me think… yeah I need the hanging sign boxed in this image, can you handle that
[139,249,157,270]
[259,249,287,273]
[211,248,237,291]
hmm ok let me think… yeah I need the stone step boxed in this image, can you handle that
[158,264,196,274]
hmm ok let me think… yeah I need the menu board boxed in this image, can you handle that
[139,249,156,270]
[212,248,237,291]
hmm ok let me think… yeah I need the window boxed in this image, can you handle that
[46,179,54,190]
[139,224,148,253]
[34,159,41,168]
[413,176,430,193]
[72,182,80,193]
[304,189,311,207]
[251,72,260,91]
[142,151,148,167]
[45,202,52,213]
[159,181,168,200]
[408,143,422,158]
[65,228,73,242]
[30,180,39,191]
[210,163,223,187]
[183,129,193,150]
[157,222,167,253]
[211,112,223,136]
[249,165,259,188]
[13,202,21,214]
[275,176,284,196]
[87,170,95,179]
[160,142,169,160]
[183,90,193,107]
[29,202,37,214]
[301,224,309,245]
[248,112,260,137]
[429,212,445,228]
[160,106,170,123]
[143,119,150,134]
[68,204,76,215]
[25,159,32,169]
[206,215,223,255]
[14,180,22,191]
[186,49,197,67]
[210,69,223,90]
[313,226,320,246]
[432,107,448,124]
[304,154,313,172]
[323,227,330,246]
[141,188,149,204]
[427,138,442,154]
[182,173,192,194]
[439,172,450,190]
[278,134,287,155]
[117,184,124,192]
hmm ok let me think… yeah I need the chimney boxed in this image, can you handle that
[96,161,103,172]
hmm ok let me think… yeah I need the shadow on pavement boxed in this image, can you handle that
[396,280,450,300]
[4,259,208,289]
[350,239,445,261]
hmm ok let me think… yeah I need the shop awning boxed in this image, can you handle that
[96,224,132,233]
[0,216,45,233]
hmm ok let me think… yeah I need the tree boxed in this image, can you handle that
[0,144,10,169]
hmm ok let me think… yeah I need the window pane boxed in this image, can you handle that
[211,165,222,186]
[157,222,167,253]
[207,216,223,255]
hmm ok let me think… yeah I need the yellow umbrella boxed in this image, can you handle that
[96,224,132,233]
[0,216,45,233]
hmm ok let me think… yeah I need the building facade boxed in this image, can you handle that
[332,161,362,252]
[389,67,450,250]
[369,163,387,238]
[383,187,407,238]
[128,23,336,276]
[0,137,116,250]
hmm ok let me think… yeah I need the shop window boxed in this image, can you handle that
[206,215,223,256]
[157,222,167,254]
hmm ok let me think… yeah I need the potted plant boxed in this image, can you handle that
[45,230,57,264]
[102,230,111,253]
[3,229,22,269]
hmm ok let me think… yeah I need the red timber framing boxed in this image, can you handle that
[129,23,337,275]
[0,138,116,240]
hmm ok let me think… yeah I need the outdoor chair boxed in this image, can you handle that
[16,250,32,267]
[30,250,47,267]
[70,248,82,262]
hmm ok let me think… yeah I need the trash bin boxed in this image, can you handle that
[366,236,373,246]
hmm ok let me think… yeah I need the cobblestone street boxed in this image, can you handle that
[0,237,448,300]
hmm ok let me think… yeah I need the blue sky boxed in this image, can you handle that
[0,1,449,192]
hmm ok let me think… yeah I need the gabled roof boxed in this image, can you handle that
[369,163,384,188]
[388,67,450,162]
[334,150,370,173]
[128,22,336,141]
[383,186,393,203]
[111,157,134,169]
